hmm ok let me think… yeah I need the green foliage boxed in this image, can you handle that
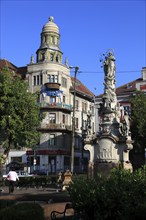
[130,91,146,153]
[2,175,58,188]
[68,167,146,220]
[0,68,40,154]
[0,202,44,220]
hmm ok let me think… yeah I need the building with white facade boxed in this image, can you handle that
[25,16,95,174]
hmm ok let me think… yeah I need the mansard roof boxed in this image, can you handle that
[70,76,94,100]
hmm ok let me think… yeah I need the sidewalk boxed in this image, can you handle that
[0,186,73,219]
[0,186,70,202]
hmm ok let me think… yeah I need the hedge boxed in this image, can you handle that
[0,202,44,220]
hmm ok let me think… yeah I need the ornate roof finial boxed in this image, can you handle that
[49,16,54,22]
[30,54,34,64]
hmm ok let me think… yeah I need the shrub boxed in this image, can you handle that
[0,200,16,210]
[68,166,146,220]
[0,202,44,220]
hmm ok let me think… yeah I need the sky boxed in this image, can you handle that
[0,0,146,95]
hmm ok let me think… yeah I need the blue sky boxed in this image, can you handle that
[0,0,146,95]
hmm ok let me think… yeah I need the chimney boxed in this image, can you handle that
[142,67,146,80]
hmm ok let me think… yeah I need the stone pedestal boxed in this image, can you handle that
[95,162,118,177]
[88,161,94,179]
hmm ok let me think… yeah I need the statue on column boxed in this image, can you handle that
[100,50,117,111]
[120,111,131,137]
[86,111,92,137]
[104,51,116,80]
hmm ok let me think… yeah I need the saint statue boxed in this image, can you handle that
[104,52,116,79]
[102,51,117,109]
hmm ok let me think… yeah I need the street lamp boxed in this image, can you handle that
[70,66,79,174]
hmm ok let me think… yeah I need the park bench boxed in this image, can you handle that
[50,202,76,219]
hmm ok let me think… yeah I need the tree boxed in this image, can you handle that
[0,67,41,162]
[130,91,146,168]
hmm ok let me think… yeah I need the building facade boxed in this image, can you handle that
[0,17,95,174]
[25,17,95,174]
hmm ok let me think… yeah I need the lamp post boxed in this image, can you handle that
[70,66,79,174]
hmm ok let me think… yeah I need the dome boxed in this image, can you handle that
[42,16,59,34]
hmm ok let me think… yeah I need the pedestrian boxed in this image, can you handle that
[6,168,19,193]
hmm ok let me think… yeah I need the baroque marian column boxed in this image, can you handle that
[84,50,133,177]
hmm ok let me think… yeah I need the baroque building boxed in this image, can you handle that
[25,17,95,174]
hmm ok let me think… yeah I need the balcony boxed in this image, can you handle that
[44,82,60,90]
[38,123,72,133]
[39,102,72,112]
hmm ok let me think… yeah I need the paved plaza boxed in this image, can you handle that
[0,186,70,202]
[0,186,72,219]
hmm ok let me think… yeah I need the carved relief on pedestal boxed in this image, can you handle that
[97,138,114,160]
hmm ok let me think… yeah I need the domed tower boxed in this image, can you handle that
[36,16,63,64]
[26,16,94,176]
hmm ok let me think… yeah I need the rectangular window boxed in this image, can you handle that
[51,36,54,43]
[83,120,87,130]
[49,134,55,146]
[45,36,47,43]
[37,75,39,85]
[48,74,51,82]
[54,75,58,83]
[30,156,40,166]
[123,106,130,115]
[51,75,54,83]
[62,77,67,88]
[33,76,36,86]
[75,100,79,110]
[63,96,65,103]
[75,118,78,129]
[40,74,43,85]
[50,97,56,104]
[62,114,65,124]
[82,102,87,113]
[50,54,54,61]
[85,103,87,113]
[49,113,56,124]
[90,105,94,114]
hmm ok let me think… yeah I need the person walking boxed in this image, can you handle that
[6,168,19,193]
